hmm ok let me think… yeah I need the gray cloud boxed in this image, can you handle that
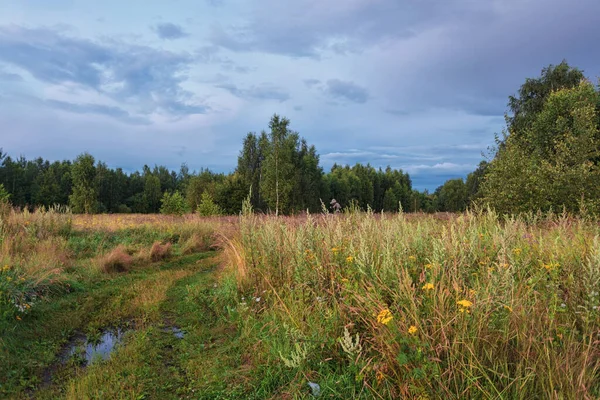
[153,23,189,40]
[325,79,368,104]
[216,82,290,102]
[44,99,151,125]
[303,78,320,88]
[0,25,206,117]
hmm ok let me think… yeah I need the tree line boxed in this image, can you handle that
[0,115,419,214]
[2,60,598,215]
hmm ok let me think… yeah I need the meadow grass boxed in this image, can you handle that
[2,207,599,398]
[221,210,600,399]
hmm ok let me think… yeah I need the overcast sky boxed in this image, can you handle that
[1,0,599,190]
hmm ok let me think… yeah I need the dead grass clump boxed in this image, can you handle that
[100,245,133,273]
[150,242,172,262]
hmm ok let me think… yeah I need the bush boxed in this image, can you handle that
[160,191,188,216]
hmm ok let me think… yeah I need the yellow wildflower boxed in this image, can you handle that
[408,255,416,261]
[376,309,393,325]
[513,248,522,256]
[331,247,340,254]
[346,256,354,263]
[457,299,473,313]
[422,282,434,291]
[424,263,432,269]
[457,299,473,308]
[408,325,418,335]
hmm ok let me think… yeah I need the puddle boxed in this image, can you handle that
[61,328,127,366]
[162,326,186,339]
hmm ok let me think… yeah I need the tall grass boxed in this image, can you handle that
[224,210,600,398]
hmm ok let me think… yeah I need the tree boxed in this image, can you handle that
[160,191,188,215]
[69,153,98,214]
[382,188,398,212]
[507,61,585,138]
[435,178,468,212]
[0,183,10,204]
[197,191,222,216]
[260,115,299,215]
[482,80,600,214]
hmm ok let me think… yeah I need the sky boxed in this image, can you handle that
[1,0,599,190]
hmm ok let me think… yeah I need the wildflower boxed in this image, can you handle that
[331,247,340,254]
[408,325,418,335]
[376,309,393,325]
[422,282,434,291]
[341,278,349,283]
[408,255,416,261]
[376,370,386,384]
[346,256,354,264]
[424,263,432,269]
[513,248,522,256]
[457,299,473,313]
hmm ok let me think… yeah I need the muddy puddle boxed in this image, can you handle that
[64,329,127,365]
[162,325,185,339]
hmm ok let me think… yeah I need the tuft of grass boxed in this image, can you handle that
[150,242,172,262]
[98,245,133,273]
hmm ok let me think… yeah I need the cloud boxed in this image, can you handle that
[216,82,290,102]
[303,78,320,88]
[0,67,22,81]
[44,99,151,125]
[153,23,189,40]
[0,25,206,117]
[325,79,368,104]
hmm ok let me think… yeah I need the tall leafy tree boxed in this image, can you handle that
[70,153,98,213]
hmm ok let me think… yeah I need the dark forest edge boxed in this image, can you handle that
[1,60,599,216]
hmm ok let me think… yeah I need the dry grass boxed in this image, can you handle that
[149,242,172,262]
[98,245,133,273]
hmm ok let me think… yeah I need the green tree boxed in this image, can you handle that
[260,115,299,215]
[160,191,188,215]
[69,153,98,214]
[435,178,468,212]
[382,188,398,212]
[0,183,10,204]
[507,61,585,138]
[482,80,600,214]
[197,191,222,216]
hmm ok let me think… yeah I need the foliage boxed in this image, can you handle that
[482,81,600,214]
[197,191,222,216]
[0,183,10,204]
[159,191,188,215]
[69,153,97,214]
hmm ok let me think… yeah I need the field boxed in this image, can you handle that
[1,206,600,399]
